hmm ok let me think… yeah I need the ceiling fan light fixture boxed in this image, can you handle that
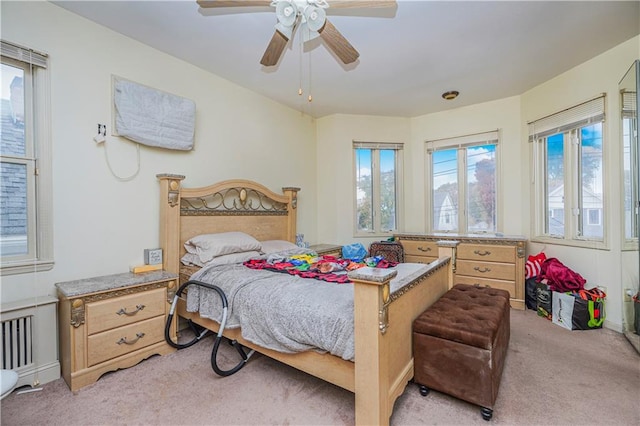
[199,0,398,66]
[275,0,298,26]
[442,90,459,100]
[303,6,326,32]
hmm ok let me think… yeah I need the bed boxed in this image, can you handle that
[157,174,453,425]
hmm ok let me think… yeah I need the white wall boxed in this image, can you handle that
[315,96,524,244]
[315,37,639,332]
[315,114,410,246]
[2,2,637,342]
[409,96,523,234]
[1,1,318,303]
[521,36,640,331]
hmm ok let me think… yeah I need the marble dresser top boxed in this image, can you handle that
[395,232,526,242]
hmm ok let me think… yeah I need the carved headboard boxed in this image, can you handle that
[157,174,299,275]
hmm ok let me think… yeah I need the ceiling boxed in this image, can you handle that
[52,0,640,118]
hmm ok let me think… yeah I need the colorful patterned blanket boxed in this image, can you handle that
[243,255,397,284]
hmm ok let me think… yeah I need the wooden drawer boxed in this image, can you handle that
[310,244,342,258]
[87,315,165,367]
[393,233,526,310]
[405,254,438,265]
[454,275,516,298]
[457,244,515,263]
[320,249,342,258]
[456,260,515,281]
[399,240,438,257]
[86,288,166,335]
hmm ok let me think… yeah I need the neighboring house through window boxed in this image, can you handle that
[529,95,605,247]
[353,141,403,236]
[426,130,499,234]
[1,40,53,275]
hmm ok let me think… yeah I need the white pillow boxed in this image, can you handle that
[181,251,261,268]
[260,240,299,254]
[184,232,262,263]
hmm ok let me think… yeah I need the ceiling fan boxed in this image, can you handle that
[197,0,397,66]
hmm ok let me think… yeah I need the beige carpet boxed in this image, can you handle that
[1,309,639,425]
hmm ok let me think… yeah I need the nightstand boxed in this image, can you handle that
[310,244,343,258]
[56,270,178,391]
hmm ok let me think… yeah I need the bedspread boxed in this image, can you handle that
[186,260,432,361]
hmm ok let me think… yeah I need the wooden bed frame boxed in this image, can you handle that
[157,174,453,425]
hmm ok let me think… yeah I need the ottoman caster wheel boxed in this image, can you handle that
[418,385,430,397]
[481,407,493,421]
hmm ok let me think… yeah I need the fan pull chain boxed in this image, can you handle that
[298,26,304,98]
[308,41,313,103]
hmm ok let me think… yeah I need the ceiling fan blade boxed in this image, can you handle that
[260,30,290,66]
[318,19,359,64]
[197,0,273,8]
[325,1,397,9]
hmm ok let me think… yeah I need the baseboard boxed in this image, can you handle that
[15,361,60,389]
[623,330,640,355]
[604,319,623,333]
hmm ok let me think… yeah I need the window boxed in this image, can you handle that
[1,40,53,275]
[426,130,499,234]
[353,142,403,236]
[622,90,639,246]
[529,95,605,247]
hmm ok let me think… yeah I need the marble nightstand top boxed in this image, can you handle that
[56,270,177,298]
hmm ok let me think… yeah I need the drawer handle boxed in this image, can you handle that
[116,304,145,316]
[474,250,492,256]
[474,266,492,273]
[418,246,432,252]
[116,332,145,345]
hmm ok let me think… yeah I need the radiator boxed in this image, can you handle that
[0,296,60,388]
[2,314,33,370]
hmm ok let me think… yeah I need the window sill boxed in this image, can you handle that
[1,259,54,276]
[530,236,609,251]
[622,239,639,251]
[354,233,394,239]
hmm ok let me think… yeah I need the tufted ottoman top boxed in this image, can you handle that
[413,284,510,350]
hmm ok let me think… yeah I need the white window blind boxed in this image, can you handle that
[621,90,637,118]
[1,40,47,68]
[528,94,605,141]
[353,141,403,150]
[426,130,499,152]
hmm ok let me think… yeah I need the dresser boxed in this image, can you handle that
[56,271,178,391]
[394,233,527,310]
[310,243,343,258]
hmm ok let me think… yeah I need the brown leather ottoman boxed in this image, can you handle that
[412,284,510,421]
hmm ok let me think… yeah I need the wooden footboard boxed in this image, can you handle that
[349,258,451,425]
[177,303,356,392]
[177,258,450,425]
[157,174,453,425]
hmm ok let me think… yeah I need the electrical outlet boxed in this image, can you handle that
[93,123,106,144]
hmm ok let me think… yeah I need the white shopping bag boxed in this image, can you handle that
[552,291,575,330]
